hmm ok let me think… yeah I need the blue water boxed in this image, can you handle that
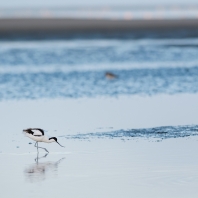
[1,67,198,100]
[1,32,198,139]
[0,36,198,100]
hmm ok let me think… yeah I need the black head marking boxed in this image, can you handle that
[49,137,64,147]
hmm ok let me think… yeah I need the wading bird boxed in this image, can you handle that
[23,128,64,153]
[105,72,118,79]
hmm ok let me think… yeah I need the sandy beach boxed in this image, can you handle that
[0,18,198,33]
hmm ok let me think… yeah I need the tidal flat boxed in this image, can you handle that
[0,95,198,197]
[1,31,198,197]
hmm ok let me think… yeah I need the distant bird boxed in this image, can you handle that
[105,72,117,79]
[23,128,64,153]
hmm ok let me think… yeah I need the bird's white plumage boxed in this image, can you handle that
[24,133,45,142]
[23,128,64,153]
[31,129,43,136]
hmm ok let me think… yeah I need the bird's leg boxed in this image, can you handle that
[42,153,49,158]
[34,141,49,153]
[35,152,39,163]
[34,142,39,153]
[35,152,48,163]
[37,142,49,153]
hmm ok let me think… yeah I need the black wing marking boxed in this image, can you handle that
[32,128,45,136]
[24,128,44,136]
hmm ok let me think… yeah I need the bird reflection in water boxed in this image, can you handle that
[24,153,65,183]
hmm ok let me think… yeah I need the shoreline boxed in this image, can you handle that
[0,18,198,33]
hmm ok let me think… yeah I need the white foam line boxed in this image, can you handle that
[0,61,197,74]
[1,38,198,49]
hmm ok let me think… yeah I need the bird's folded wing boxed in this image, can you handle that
[31,129,43,136]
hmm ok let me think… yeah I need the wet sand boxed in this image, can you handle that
[0,18,198,33]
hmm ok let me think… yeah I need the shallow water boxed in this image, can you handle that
[1,37,198,100]
[1,33,198,140]
[1,32,198,197]
[1,138,198,198]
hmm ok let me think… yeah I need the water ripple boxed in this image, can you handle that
[0,67,198,100]
[64,125,198,140]
[1,37,198,100]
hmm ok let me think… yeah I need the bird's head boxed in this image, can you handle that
[49,137,64,147]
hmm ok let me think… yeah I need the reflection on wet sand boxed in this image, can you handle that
[24,153,65,183]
